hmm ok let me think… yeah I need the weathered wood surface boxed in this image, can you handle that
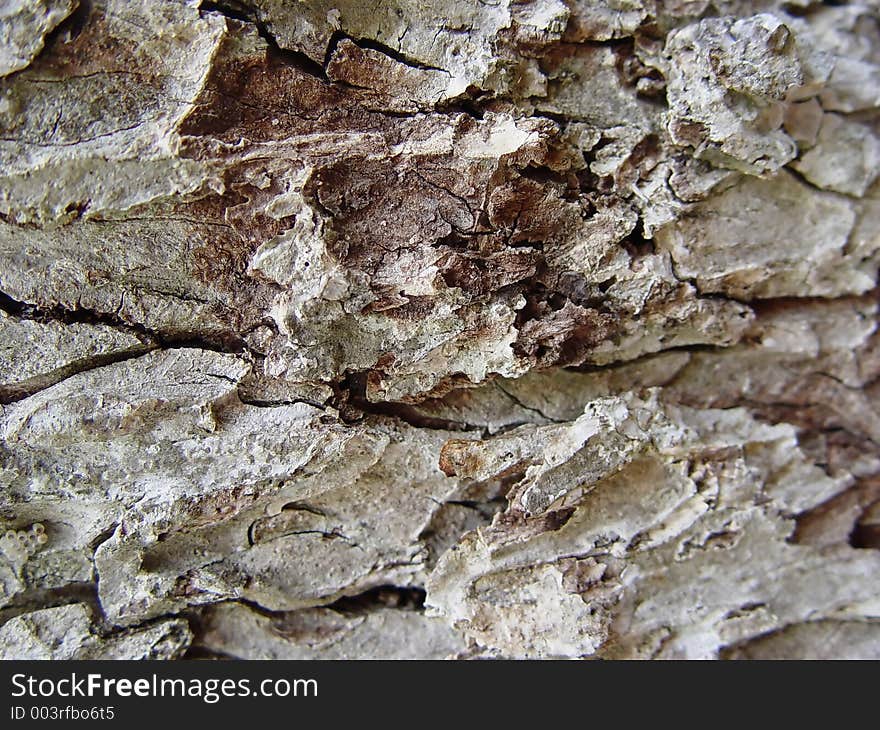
[1,0,879,659]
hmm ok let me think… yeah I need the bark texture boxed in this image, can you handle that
[1,0,880,659]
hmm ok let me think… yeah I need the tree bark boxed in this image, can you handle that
[1,0,879,659]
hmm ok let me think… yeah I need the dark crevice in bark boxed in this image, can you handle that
[296,282,879,431]
[0,292,167,404]
[200,1,328,81]
[850,520,880,549]
[360,401,486,433]
[0,290,26,316]
[182,644,240,660]
[329,369,491,432]
[21,0,94,77]
[182,584,432,658]
[0,287,247,353]
[191,582,428,627]
[0,347,157,405]
[237,395,329,410]
[0,287,259,404]
[0,582,98,630]
[435,92,488,120]
[493,380,564,423]
[85,605,200,656]
[0,288,156,340]
[325,29,449,74]
[444,498,506,511]
[328,585,427,615]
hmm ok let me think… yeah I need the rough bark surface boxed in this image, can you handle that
[1,0,879,659]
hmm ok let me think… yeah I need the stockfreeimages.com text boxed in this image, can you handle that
[11,673,317,704]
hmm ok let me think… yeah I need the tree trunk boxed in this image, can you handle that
[1,0,879,659]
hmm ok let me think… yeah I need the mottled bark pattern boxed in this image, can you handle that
[1,0,879,659]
